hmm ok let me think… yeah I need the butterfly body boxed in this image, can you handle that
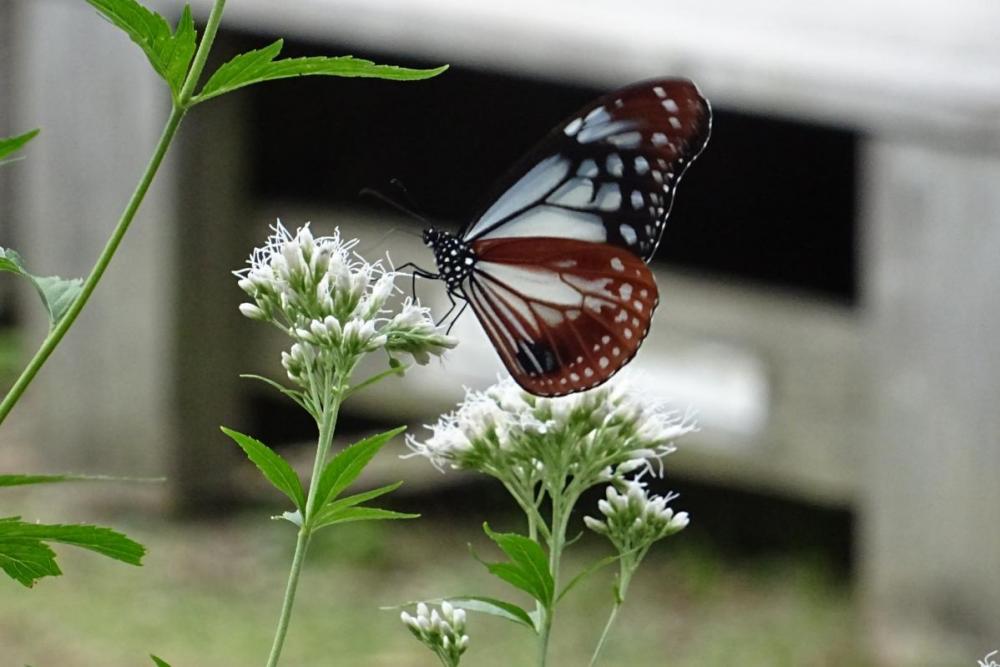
[421,79,711,396]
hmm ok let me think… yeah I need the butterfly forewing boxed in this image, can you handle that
[461,79,711,262]
[466,237,658,396]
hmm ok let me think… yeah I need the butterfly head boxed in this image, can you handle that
[423,227,476,293]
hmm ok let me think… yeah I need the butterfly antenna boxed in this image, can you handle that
[359,186,431,227]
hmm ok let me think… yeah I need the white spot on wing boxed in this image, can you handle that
[608,131,641,149]
[606,154,624,177]
[578,120,634,143]
[547,178,594,207]
[595,183,621,211]
[634,156,649,175]
[578,159,599,177]
[584,106,610,124]
[564,117,583,136]
[630,190,643,209]
[662,98,679,112]
[619,224,637,245]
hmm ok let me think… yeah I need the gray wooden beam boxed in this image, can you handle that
[8,0,176,476]
[859,137,1000,663]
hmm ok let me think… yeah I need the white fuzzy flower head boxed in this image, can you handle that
[400,601,469,666]
[235,221,457,387]
[585,479,689,557]
[406,376,695,492]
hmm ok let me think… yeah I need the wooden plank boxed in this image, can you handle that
[859,137,1000,663]
[7,0,175,475]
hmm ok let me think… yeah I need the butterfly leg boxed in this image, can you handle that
[444,301,469,335]
[396,262,438,300]
[435,291,458,327]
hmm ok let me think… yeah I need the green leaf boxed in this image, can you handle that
[159,5,197,93]
[0,537,60,587]
[446,596,536,630]
[313,426,406,509]
[312,505,418,532]
[84,0,197,98]
[322,481,403,513]
[0,248,83,330]
[150,656,172,667]
[193,39,448,104]
[0,129,39,165]
[220,427,305,510]
[482,523,554,608]
[0,517,145,587]
[0,517,145,565]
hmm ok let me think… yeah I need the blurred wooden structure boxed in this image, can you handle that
[5,0,1000,663]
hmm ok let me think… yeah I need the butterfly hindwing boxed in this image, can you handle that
[466,237,658,396]
[461,79,711,262]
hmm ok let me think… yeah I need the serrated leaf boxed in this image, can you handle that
[313,426,406,509]
[0,536,60,587]
[0,248,83,329]
[160,5,197,93]
[0,517,146,565]
[220,427,305,510]
[0,129,39,165]
[482,523,554,608]
[312,505,418,531]
[150,656,172,667]
[322,481,403,513]
[194,39,447,104]
[446,596,536,630]
[84,0,197,98]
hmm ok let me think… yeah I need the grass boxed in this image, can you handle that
[0,484,868,667]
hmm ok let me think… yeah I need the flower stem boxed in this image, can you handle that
[588,604,621,667]
[0,0,228,426]
[589,566,633,667]
[266,377,343,667]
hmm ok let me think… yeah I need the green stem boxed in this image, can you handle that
[0,0,228,427]
[589,565,632,667]
[266,376,343,667]
[345,362,407,398]
[588,604,621,667]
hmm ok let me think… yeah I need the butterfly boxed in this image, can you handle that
[410,78,711,397]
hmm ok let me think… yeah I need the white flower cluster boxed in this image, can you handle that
[406,376,695,490]
[235,221,456,386]
[401,602,469,666]
[584,480,689,553]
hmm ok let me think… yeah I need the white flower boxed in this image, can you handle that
[585,479,689,552]
[406,376,695,490]
[235,221,457,387]
[401,601,469,666]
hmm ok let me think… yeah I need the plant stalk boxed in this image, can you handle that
[265,378,343,667]
[0,0,228,426]
[589,564,633,666]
